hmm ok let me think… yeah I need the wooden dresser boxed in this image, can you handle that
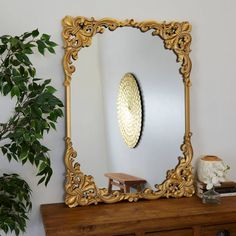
[41,196,236,236]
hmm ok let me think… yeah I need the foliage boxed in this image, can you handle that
[0,174,32,236]
[0,29,63,186]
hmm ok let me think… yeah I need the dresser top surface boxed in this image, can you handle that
[41,195,236,227]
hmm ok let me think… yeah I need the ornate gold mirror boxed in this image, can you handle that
[62,16,194,207]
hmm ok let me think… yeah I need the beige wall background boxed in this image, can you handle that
[1,0,236,235]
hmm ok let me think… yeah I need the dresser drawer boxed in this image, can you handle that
[41,197,236,236]
[202,223,236,236]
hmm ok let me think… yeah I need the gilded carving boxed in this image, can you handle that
[62,16,194,207]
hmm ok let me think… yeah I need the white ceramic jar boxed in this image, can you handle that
[197,155,228,190]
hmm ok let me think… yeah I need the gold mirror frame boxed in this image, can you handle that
[62,16,194,208]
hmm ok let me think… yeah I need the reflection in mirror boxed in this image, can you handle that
[71,28,184,189]
[63,17,194,207]
[117,72,142,149]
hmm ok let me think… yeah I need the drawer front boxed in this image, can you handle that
[113,234,135,236]
[202,223,236,236]
[145,228,193,236]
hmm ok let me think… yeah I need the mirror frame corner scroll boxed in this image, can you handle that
[62,16,195,208]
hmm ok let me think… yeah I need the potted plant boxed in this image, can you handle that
[0,29,63,235]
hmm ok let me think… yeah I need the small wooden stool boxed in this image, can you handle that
[104,172,147,193]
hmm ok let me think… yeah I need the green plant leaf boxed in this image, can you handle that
[4,57,9,67]
[7,153,12,161]
[31,29,39,37]
[3,84,12,95]
[12,59,21,66]
[0,45,7,54]
[29,67,36,77]
[0,35,10,44]
[11,85,20,98]
[1,146,7,155]
[46,85,57,94]
[47,47,55,54]
[36,40,46,55]
[22,32,32,40]
[10,37,19,47]
[49,122,56,130]
[37,176,45,185]
[46,41,58,47]
[41,34,50,41]
[23,47,33,54]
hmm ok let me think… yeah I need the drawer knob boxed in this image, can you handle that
[216,230,230,236]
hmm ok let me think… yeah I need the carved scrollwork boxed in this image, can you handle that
[62,16,194,207]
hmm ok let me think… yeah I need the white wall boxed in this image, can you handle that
[1,0,236,235]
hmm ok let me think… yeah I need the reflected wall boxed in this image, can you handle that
[99,28,184,187]
[71,27,184,188]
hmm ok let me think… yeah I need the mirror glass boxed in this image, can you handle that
[71,27,184,190]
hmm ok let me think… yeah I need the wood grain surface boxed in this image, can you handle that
[41,196,236,236]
